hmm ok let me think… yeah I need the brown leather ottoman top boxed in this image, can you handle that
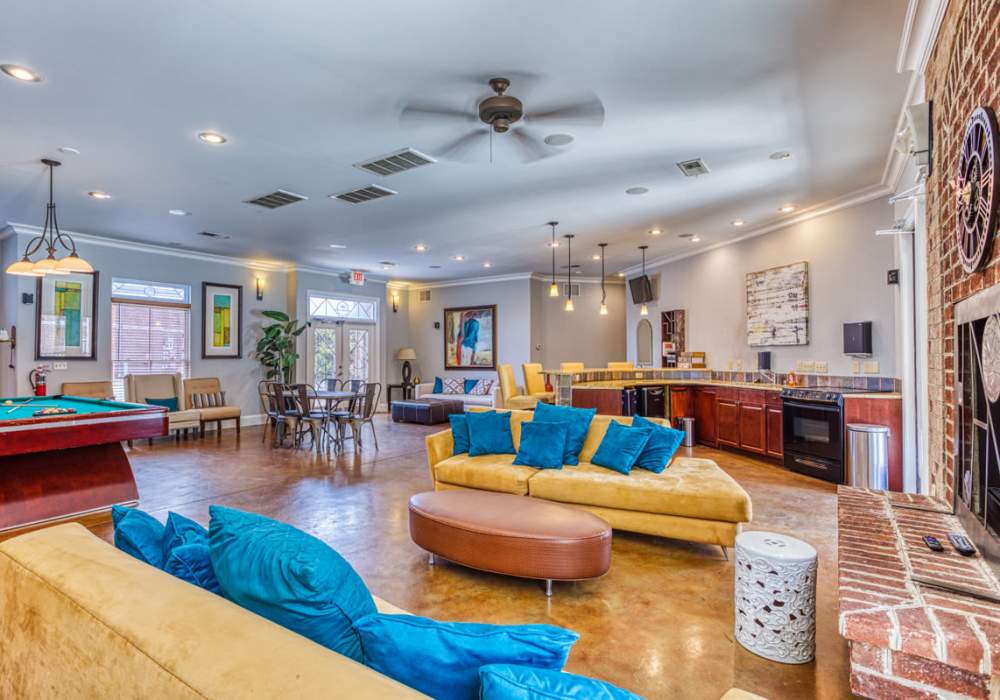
[408,490,612,584]
[391,398,464,425]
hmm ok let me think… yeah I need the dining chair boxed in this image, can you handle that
[345,382,381,450]
[290,384,328,451]
[265,381,299,447]
[258,380,278,444]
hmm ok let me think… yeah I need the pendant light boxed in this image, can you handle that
[547,221,559,297]
[638,245,649,316]
[564,234,574,311]
[598,243,608,315]
[6,159,94,277]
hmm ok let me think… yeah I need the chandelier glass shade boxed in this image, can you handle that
[598,242,608,315]
[547,221,559,297]
[5,159,94,277]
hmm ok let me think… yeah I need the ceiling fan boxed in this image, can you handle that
[400,76,604,163]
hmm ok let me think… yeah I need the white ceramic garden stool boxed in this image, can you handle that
[734,531,817,664]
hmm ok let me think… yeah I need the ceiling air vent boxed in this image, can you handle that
[562,283,582,297]
[331,184,397,204]
[675,158,710,177]
[197,231,231,240]
[355,148,435,177]
[244,189,308,209]
[419,290,431,302]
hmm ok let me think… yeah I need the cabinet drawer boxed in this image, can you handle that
[739,389,766,405]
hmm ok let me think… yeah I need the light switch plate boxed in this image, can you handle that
[814,361,829,373]
[53,362,68,371]
[863,360,880,374]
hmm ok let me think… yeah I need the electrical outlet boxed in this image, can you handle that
[863,360,880,374]
[52,362,68,371]
[814,361,828,373]
[852,360,861,374]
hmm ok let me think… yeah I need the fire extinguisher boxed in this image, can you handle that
[29,366,48,397]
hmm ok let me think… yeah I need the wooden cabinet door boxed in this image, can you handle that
[766,405,783,458]
[694,389,717,447]
[739,402,766,454]
[670,387,693,422]
[717,399,740,448]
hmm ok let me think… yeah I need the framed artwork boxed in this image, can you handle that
[202,282,242,359]
[36,271,98,360]
[746,261,809,346]
[444,305,496,370]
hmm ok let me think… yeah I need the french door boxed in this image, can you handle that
[306,321,376,389]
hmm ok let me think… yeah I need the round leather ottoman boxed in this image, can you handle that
[408,490,612,596]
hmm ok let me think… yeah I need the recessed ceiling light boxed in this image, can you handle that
[1,64,41,82]
[452,255,465,261]
[168,209,191,216]
[329,243,347,249]
[543,133,574,146]
[58,146,80,156]
[198,131,227,145]
[483,262,492,268]
[414,243,427,252]
[691,236,701,243]
[617,272,625,277]
[778,204,796,213]
[649,228,662,236]
[625,186,649,195]
[591,254,601,260]
[731,219,745,227]
[548,240,560,248]
[87,191,111,200]
[769,151,792,160]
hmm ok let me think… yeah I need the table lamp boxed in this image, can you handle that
[396,347,416,385]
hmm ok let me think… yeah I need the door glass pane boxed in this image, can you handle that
[348,328,369,381]
[313,327,338,386]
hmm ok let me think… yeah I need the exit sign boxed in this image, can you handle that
[350,270,366,286]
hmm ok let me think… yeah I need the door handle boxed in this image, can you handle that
[794,456,830,471]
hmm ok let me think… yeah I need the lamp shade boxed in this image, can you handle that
[396,347,417,361]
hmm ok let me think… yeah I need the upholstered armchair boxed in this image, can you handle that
[125,373,201,443]
[497,364,539,410]
[61,381,115,400]
[183,377,242,437]
[521,363,554,404]
[607,361,634,370]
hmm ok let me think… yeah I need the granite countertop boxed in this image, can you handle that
[573,379,784,391]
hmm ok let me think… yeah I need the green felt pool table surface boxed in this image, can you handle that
[0,395,155,420]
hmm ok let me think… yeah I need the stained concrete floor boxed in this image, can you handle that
[86,416,851,699]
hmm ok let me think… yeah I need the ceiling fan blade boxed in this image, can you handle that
[400,104,477,124]
[509,129,552,163]
[526,95,605,126]
[438,130,488,160]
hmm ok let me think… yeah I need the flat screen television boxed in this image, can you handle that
[629,275,654,304]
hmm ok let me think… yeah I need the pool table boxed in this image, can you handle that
[0,395,167,532]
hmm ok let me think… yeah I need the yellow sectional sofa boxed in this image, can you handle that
[426,410,752,550]
[0,523,427,699]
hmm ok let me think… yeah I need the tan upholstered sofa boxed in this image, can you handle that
[183,376,242,436]
[426,410,752,550]
[0,524,427,699]
[126,373,201,441]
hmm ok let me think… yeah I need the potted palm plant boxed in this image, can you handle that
[254,310,309,383]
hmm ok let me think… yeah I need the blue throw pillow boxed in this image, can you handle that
[449,413,471,455]
[464,378,479,393]
[480,664,644,700]
[591,421,653,475]
[513,421,568,469]
[208,505,376,662]
[144,396,179,412]
[631,414,685,473]
[532,403,596,466]
[353,613,578,700]
[467,410,515,456]
[162,511,209,562]
[112,505,166,568]
[433,377,443,394]
[164,543,222,595]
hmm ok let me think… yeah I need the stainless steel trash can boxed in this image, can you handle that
[847,424,889,490]
[677,417,696,447]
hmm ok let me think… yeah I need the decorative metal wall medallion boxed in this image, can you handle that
[983,315,1000,403]
[957,107,999,273]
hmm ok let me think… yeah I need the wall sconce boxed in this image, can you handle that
[255,277,264,301]
[391,290,400,313]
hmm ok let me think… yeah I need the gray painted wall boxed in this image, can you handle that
[529,278,627,368]
[625,197,898,376]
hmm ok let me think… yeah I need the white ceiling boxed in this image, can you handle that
[0,0,910,281]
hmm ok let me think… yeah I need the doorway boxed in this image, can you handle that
[306,321,376,388]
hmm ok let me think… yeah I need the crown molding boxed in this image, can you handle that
[405,272,534,291]
[288,263,388,284]
[527,272,625,286]
[620,183,892,276]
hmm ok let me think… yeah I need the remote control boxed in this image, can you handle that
[923,535,944,552]
[948,533,977,557]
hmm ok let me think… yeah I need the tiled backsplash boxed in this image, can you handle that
[711,371,900,392]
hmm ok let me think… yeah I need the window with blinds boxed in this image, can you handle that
[111,279,191,400]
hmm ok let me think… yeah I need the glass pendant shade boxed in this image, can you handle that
[640,303,649,316]
[548,282,559,297]
[32,256,69,275]
[54,252,94,273]
[600,303,608,316]
[565,298,574,312]
[6,256,43,276]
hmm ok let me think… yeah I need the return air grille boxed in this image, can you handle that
[675,158,710,177]
[244,189,308,209]
[331,184,397,204]
[355,148,435,177]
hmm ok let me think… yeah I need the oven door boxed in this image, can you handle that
[781,400,843,462]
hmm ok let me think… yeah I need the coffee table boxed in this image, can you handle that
[408,490,612,596]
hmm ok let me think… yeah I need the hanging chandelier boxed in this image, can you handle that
[564,234,574,311]
[5,159,94,277]
[547,221,559,297]
[598,243,608,315]
[638,245,649,316]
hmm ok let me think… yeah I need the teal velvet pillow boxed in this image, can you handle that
[631,414,685,473]
[591,421,653,475]
[513,421,568,469]
[467,410,515,456]
[433,377,444,393]
[208,505,376,662]
[464,378,479,393]
[164,543,222,595]
[162,511,208,562]
[531,403,596,466]
[144,396,179,411]
[449,413,471,455]
[353,613,579,700]
[479,664,644,700]
[112,505,165,568]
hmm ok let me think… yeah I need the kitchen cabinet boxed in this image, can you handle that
[669,387,693,423]
[694,388,717,446]
[766,398,783,458]
[717,399,741,448]
[739,403,766,454]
